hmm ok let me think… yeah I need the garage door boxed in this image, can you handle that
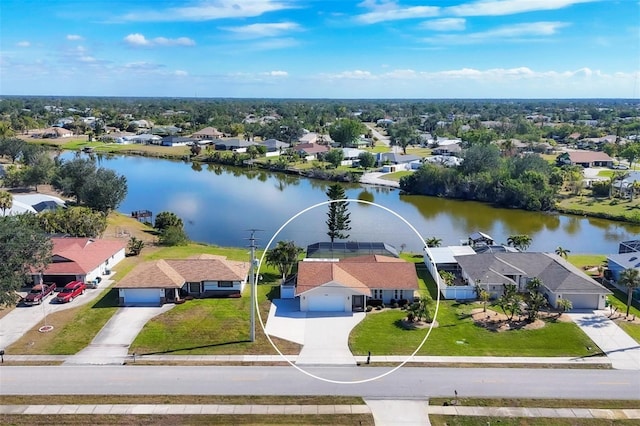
[307,295,345,312]
[124,288,160,306]
[564,293,598,310]
[44,275,77,287]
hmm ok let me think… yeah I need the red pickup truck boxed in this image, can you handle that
[24,283,57,305]
[55,281,87,303]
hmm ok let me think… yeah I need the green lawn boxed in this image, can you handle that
[556,194,640,223]
[349,301,597,357]
[351,256,597,357]
[130,283,300,355]
[381,171,413,181]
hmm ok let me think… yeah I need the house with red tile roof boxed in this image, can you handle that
[33,237,126,286]
[114,254,250,306]
[295,255,418,312]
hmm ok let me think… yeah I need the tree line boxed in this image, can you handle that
[400,146,561,211]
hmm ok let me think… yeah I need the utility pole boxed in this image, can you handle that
[246,229,262,342]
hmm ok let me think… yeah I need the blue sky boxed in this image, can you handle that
[1,0,639,98]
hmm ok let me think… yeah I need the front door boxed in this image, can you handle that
[352,295,364,312]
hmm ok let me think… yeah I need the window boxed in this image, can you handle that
[188,282,200,294]
[218,281,233,288]
[372,289,381,299]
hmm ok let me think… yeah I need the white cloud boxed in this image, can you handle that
[446,0,601,17]
[221,22,301,39]
[262,70,288,77]
[121,0,296,22]
[249,37,299,50]
[16,41,30,47]
[66,34,84,41]
[321,70,376,80]
[124,33,195,47]
[356,1,440,24]
[423,21,569,44]
[420,18,466,31]
[174,70,189,76]
[124,61,165,71]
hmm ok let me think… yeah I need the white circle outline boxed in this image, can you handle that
[254,198,441,384]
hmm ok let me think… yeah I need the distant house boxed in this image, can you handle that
[295,143,329,159]
[32,237,126,287]
[128,119,153,130]
[191,127,223,140]
[377,152,421,171]
[1,194,65,216]
[119,133,162,145]
[151,125,182,136]
[114,255,250,306]
[214,139,257,151]
[612,171,640,197]
[39,127,73,138]
[294,255,418,312]
[557,151,614,168]
[259,138,289,152]
[431,143,462,156]
[161,136,195,147]
[455,252,611,309]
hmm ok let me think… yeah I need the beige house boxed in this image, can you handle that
[295,255,419,312]
[115,255,249,306]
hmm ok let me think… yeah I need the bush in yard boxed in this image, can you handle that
[366,305,373,312]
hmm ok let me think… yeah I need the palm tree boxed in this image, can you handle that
[0,190,12,216]
[425,237,442,248]
[618,268,640,317]
[555,246,570,258]
[265,240,304,281]
[507,234,532,251]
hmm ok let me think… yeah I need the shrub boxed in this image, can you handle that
[398,299,409,307]
[367,299,384,307]
[375,305,383,311]
[392,302,399,309]
[390,298,396,306]
[366,305,373,312]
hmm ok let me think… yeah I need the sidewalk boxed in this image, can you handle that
[3,354,612,367]
[1,403,638,421]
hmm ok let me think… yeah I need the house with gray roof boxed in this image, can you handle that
[259,138,289,152]
[455,252,611,310]
[214,139,257,151]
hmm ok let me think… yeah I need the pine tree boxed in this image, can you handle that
[326,183,351,242]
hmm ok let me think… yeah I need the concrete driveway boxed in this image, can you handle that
[64,305,174,365]
[567,311,640,370]
[264,299,365,366]
[0,282,111,350]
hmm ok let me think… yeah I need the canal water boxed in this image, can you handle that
[76,153,639,254]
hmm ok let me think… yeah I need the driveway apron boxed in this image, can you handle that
[64,305,174,365]
[264,299,366,366]
[567,311,640,370]
[365,398,431,426]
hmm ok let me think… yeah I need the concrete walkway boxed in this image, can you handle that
[63,305,174,365]
[566,310,640,370]
[0,404,371,416]
[3,354,613,367]
[2,403,638,422]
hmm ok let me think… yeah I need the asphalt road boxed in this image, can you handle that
[1,366,638,400]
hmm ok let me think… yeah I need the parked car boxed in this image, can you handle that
[55,281,87,303]
[612,163,629,170]
[23,283,57,305]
